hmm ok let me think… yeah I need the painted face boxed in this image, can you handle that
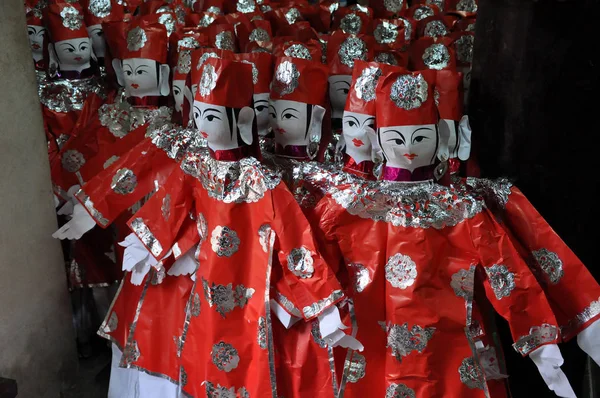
[193,101,238,151]
[172,80,185,112]
[87,25,106,58]
[27,25,46,61]
[342,111,376,161]
[378,124,438,171]
[54,38,92,71]
[253,93,270,137]
[269,99,310,147]
[122,58,160,98]
[328,75,352,119]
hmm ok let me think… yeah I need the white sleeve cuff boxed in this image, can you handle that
[270,299,301,329]
[577,317,600,366]
[529,344,576,398]
[318,306,363,351]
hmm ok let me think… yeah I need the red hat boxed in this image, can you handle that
[374,49,409,67]
[26,9,44,26]
[332,8,372,35]
[273,38,322,61]
[435,69,463,120]
[79,0,125,27]
[370,0,406,19]
[405,4,440,21]
[372,19,407,50]
[417,15,450,38]
[113,17,169,63]
[376,69,437,127]
[409,36,456,71]
[454,16,476,32]
[204,23,238,51]
[194,57,254,109]
[236,19,272,52]
[412,0,447,12]
[235,52,274,94]
[447,0,478,14]
[45,2,89,42]
[201,0,226,15]
[270,56,328,106]
[189,47,234,90]
[101,20,127,58]
[170,30,204,80]
[327,31,375,76]
[450,31,474,67]
[345,60,402,116]
[185,12,219,28]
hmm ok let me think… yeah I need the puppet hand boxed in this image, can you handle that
[529,344,577,398]
[577,318,600,366]
[52,204,95,240]
[318,306,364,352]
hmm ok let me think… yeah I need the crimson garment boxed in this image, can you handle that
[466,178,600,340]
[113,152,343,397]
[311,179,559,397]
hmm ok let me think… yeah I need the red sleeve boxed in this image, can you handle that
[470,211,561,356]
[270,184,344,321]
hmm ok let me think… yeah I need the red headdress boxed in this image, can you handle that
[109,17,169,63]
[446,0,478,14]
[236,19,273,52]
[332,8,372,35]
[204,23,238,52]
[185,12,219,28]
[345,60,403,116]
[170,30,205,81]
[327,31,375,76]
[235,52,274,95]
[409,36,456,71]
[450,31,474,67]
[370,0,407,19]
[405,4,440,21]
[435,69,463,121]
[79,0,125,27]
[273,38,323,62]
[194,57,254,109]
[45,2,89,42]
[373,49,409,68]
[189,48,235,90]
[270,56,329,106]
[372,19,407,51]
[26,8,44,26]
[375,69,437,128]
[417,15,451,38]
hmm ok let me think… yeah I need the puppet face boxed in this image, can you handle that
[269,99,311,147]
[54,38,92,71]
[87,25,106,58]
[173,80,185,112]
[253,93,270,137]
[378,124,438,171]
[121,58,162,98]
[27,25,46,61]
[343,111,376,160]
[328,75,352,119]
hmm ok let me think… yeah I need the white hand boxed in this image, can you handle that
[458,115,472,161]
[56,185,81,217]
[52,204,95,240]
[318,306,364,352]
[577,318,600,366]
[168,245,199,277]
[269,299,301,329]
[529,344,577,398]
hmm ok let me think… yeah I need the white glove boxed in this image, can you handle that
[318,306,364,351]
[270,299,301,329]
[168,245,199,277]
[56,185,81,217]
[458,115,472,161]
[52,203,96,240]
[529,344,577,398]
[577,318,600,366]
[119,233,158,285]
[54,194,61,209]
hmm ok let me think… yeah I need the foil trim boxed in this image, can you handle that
[513,324,559,355]
[76,189,109,227]
[302,290,344,319]
[560,296,600,339]
[130,217,164,258]
[264,229,278,397]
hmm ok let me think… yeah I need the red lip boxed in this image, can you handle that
[275,127,286,135]
[352,138,364,147]
[404,153,418,160]
[74,56,82,61]
[200,131,208,138]
[130,83,139,89]
[32,43,41,50]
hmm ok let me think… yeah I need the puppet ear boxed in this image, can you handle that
[307,105,326,159]
[436,123,450,163]
[237,106,255,145]
[458,115,472,161]
[48,43,58,77]
[112,58,124,87]
[159,64,171,96]
[90,46,97,62]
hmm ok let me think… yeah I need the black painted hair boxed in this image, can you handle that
[305,103,313,139]
[225,107,243,144]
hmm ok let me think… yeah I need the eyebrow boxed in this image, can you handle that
[411,127,433,138]
[203,108,222,115]
[255,99,269,104]
[343,115,359,124]
[333,81,351,87]
[59,43,75,49]
[383,129,405,139]
[136,65,150,71]
[364,117,375,124]
[282,107,299,114]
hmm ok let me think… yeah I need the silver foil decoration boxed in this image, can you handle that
[158,13,176,37]
[130,217,163,258]
[210,225,240,257]
[257,317,267,349]
[236,0,256,13]
[205,382,249,398]
[302,290,344,319]
[427,0,444,8]
[385,322,435,361]
[111,168,137,195]
[340,13,362,35]
[177,50,192,74]
[89,0,111,18]
[39,77,104,112]
[215,30,235,51]
[458,356,485,389]
[386,383,416,398]
[249,27,270,43]
[161,193,171,220]
[206,6,221,14]
[60,6,83,30]
[374,52,397,65]
[485,264,515,300]
[374,21,398,44]
[191,293,201,316]
[457,0,478,12]
[338,36,368,69]
[345,352,366,383]
[179,36,200,49]
[62,149,86,172]
[258,224,272,253]
[311,320,327,347]
[455,35,474,64]
[104,312,118,333]
[127,26,147,51]
[287,246,315,279]
[284,44,312,60]
[202,277,255,318]
[413,6,434,20]
[211,341,240,372]
[241,60,259,85]
[424,20,447,38]
[197,212,208,241]
[198,13,216,27]
[384,0,404,13]
[272,60,300,96]
[199,63,218,97]
[285,7,301,24]
[355,66,382,101]
[560,296,600,338]
[390,73,428,110]
[513,324,559,355]
[465,177,513,209]
[348,262,372,293]
[103,155,119,169]
[532,248,564,285]
[385,253,417,289]
[422,43,450,70]
[397,17,412,42]
[450,267,475,300]
[197,51,218,71]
